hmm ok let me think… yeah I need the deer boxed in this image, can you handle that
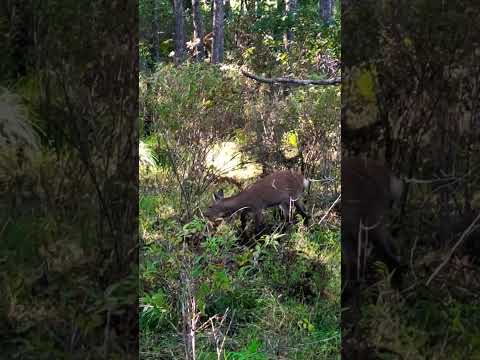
[204,170,310,235]
[342,157,404,291]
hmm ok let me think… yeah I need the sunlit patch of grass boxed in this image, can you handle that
[206,141,263,181]
[139,140,157,168]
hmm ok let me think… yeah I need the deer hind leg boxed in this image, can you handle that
[238,210,252,245]
[341,226,359,302]
[365,224,403,289]
[253,211,265,236]
[276,203,290,232]
[240,209,249,232]
[279,203,290,223]
[294,199,309,225]
[371,225,401,269]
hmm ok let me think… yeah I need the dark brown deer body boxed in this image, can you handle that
[205,170,310,234]
[342,157,403,286]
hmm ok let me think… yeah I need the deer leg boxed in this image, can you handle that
[240,210,249,232]
[371,226,401,269]
[368,225,403,289]
[355,221,400,272]
[237,210,251,245]
[341,226,361,305]
[253,211,265,236]
[342,226,356,285]
[279,203,289,223]
[276,203,290,232]
[294,199,309,225]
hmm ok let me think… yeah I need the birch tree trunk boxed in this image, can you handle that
[191,0,205,61]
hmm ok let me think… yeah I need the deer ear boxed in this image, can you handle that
[213,189,224,201]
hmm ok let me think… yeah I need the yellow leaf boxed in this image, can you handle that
[404,37,413,49]
[202,99,213,109]
[356,70,376,102]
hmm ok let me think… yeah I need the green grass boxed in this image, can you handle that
[139,185,341,359]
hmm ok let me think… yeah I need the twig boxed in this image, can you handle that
[0,218,10,238]
[217,308,232,360]
[103,309,111,357]
[410,236,418,281]
[308,177,336,183]
[229,206,250,218]
[317,194,341,226]
[403,177,456,184]
[426,211,480,286]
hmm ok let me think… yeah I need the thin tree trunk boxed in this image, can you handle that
[255,0,262,18]
[283,0,297,52]
[320,0,333,24]
[191,0,205,61]
[211,0,224,64]
[246,0,255,16]
[224,0,231,18]
[181,266,198,360]
[153,0,161,62]
[173,0,186,64]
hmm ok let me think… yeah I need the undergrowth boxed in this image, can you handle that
[139,191,341,359]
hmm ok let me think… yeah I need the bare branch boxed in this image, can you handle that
[426,211,480,286]
[316,194,341,226]
[241,68,341,86]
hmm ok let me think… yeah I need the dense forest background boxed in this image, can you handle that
[342,1,480,358]
[1,2,138,358]
[139,0,341,358]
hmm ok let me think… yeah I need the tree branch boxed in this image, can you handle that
[426,211,480,286]
[241,68,341,86]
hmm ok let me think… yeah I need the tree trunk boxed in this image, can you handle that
[211,0,224,64]
[191,0,205,61]
[283,0,297,52]
[246,0,255,16]
[153,0,161,62]
[225,0,231,18]
[255,0,263,18]
[320,0,333,24]
[173,0,186,64]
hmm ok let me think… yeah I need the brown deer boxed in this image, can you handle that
[205,170,310,235]
[342,157,404,288]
